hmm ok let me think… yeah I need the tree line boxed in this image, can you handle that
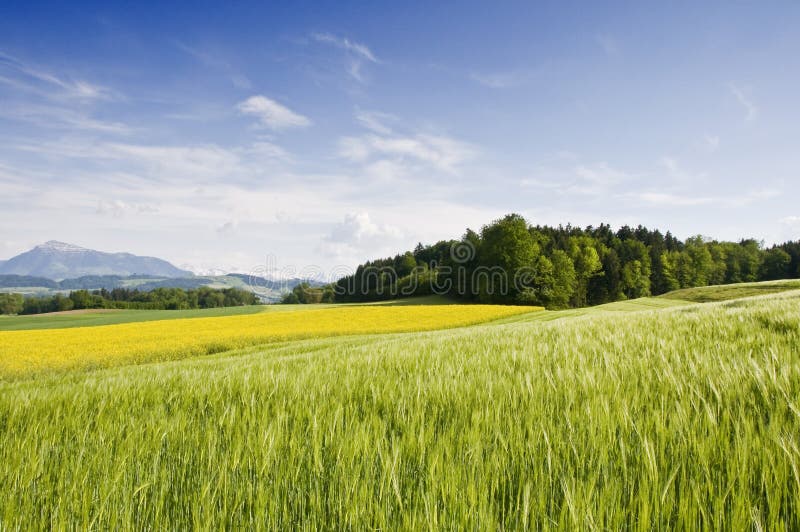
[0,286,259,315]
[281,283,335,304]
[332,214,800,308]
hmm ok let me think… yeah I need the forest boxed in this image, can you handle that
[0,286,259,315]
[333,214,800,308]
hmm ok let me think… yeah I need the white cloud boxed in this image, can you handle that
[339,132,475,174]
[237,95,311,130]
[729,83,758,121]
[241,141,291,161]
[319,212,404,260]
[96,199,160,217]
[338,137,371,162]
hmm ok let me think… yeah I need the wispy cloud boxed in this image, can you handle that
[659,156,707,183]
[0,51,117,101]
[312,33,378,62]
[471,71,521,89]
[0,104,132,133]
[311,33,379,82]
[175,42,253,89]
[636,192,714,207]
[339,133,475,174]
[470,68,541,89]
[574,162,630,186]
[338,110,477,175]
[236,95,311,130]
[12,138,290,185]
[521,159,634,197]
[354,109,396,134]
[698,134,720,152]
[96,199,160,218]
[635,188,779,208]
[729,83,758,121]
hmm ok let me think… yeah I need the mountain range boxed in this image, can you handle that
[0,241,192,280]
[0,241,319,302]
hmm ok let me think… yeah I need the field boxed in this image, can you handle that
[659,279,800,303]
[0,303,536,378]
[0,284,799,528]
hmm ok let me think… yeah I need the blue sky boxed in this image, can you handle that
[1,1,799,275]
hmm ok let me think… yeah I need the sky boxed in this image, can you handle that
[1,1,799,278]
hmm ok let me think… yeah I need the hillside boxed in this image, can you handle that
[659,279,800,302]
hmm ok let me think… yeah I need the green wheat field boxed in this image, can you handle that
[1,282,799,529]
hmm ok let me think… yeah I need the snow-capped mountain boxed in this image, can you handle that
[0,241,193,280]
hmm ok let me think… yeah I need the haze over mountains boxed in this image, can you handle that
[0,241,192,280]
[0,241,319,302]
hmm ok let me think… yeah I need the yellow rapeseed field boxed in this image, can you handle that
[0,304,538,377]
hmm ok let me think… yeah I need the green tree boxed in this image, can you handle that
[706,242,728,285]
[621,260,651,298]
[479,214,538,303]
[618,240,651,297]
[684,236,713,286]
[659,251,681,293]
[545,250,576,309]
[394,252,418,278]
[0,293,24,315]
[566,236,602,307]
[760,248,791,280]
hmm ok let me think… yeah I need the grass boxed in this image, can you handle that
[659,279,800,303]
[0,288,798,528]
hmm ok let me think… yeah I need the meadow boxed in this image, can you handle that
[0,285,798,528]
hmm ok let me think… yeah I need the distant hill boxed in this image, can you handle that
[0,274,59,289]
[0,272,321,303]
[0,241,193,280]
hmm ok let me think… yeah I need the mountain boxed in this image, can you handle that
[0,241,193,280]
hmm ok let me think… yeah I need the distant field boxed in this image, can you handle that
[0,304,539,377]
[659,279,800,302]
[0,289,797,528]
[0,295,460,331]
[0,305,268,331]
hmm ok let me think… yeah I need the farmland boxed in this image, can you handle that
[0,303,536,378]
[0,285,798,528]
